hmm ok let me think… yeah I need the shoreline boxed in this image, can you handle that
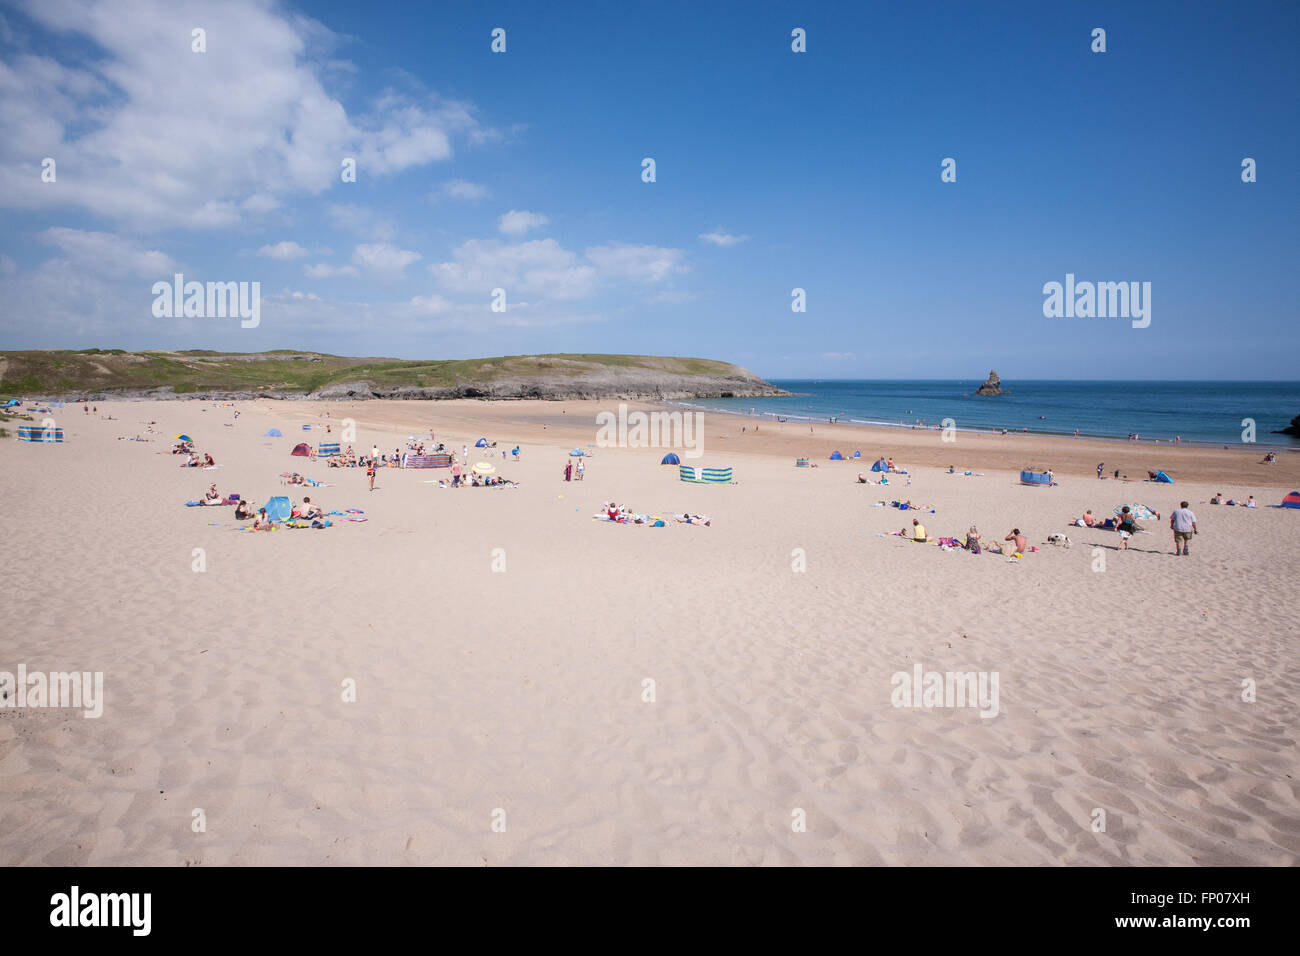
[228,396,1300,489]
[672,400,1300,452]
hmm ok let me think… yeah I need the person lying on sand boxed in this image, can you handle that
[675,513,711,526]
[1005,528,1028,552]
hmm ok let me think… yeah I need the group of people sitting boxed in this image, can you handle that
[898,519,1025,555]
[1209,493,1256,507]
[181,451,215,468]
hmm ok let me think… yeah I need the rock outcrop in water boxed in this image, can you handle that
[1277,414,1300,436]
[975,370,1007,396]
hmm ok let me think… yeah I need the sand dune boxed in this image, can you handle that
[1,399,1296,865]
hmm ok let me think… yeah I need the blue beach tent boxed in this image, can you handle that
[829,450,844,461]
[264,496,291,521]
[1154,470,1174,483]
[661,453,680,465]
[263,428,282,437]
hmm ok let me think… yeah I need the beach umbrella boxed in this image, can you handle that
[175,434,193,442]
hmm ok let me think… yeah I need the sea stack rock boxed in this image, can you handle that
[1278,414,1300,436]
[975,370,1007,396]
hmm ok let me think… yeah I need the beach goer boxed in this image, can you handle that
[1116,507,1137,549]
[203,484,222,505]
[1005,528,1028,553]
[253,508,272,530]
[564,461,573,482]
[451,461,461,487]
[1245,496,1256,508]
[576,459,585,481]
[964,526,981,553]
[235,499,254,520]
[367,461,377,491]
[1170,500,1197,556]
[908,518,927,542]
[1081,510,1096,527]
[1097,462,1104,479]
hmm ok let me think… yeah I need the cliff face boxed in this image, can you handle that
[975,370,1007,396]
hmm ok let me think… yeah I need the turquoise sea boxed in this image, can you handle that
[681,380,1300,449]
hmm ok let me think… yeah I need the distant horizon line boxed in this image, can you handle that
[759,377,1300,384]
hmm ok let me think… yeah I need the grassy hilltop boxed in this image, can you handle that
[0,349,786,401]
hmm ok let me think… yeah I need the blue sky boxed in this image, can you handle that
[0,0,1296,379]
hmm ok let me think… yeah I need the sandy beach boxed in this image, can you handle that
[1,397,1296,866]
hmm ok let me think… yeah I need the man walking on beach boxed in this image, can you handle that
[1170,501,1198,555]
[1097,462,1104,479]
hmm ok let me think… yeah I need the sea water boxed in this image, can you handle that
[681,380,1300,448]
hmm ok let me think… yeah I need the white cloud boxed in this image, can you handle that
[699,229,750,247]
[436,179,489,201]
[822,352,855,359]
[430,238,596,300]
[585,243,687,282]
[0,0,496,229]
[352,242,421,276]
[258,241,310,259]
[304,263,359,278]
[497,209,549,236]
[38,227,177,278]
[429,238,687,301]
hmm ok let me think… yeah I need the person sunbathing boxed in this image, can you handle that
[203,484,222,505]
[964,526,982,552]
[676,513,711,525]
[204,453,215,466]
[905,518,928,541]
[1005,528,1028,552]
[1080,509,1097,526]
